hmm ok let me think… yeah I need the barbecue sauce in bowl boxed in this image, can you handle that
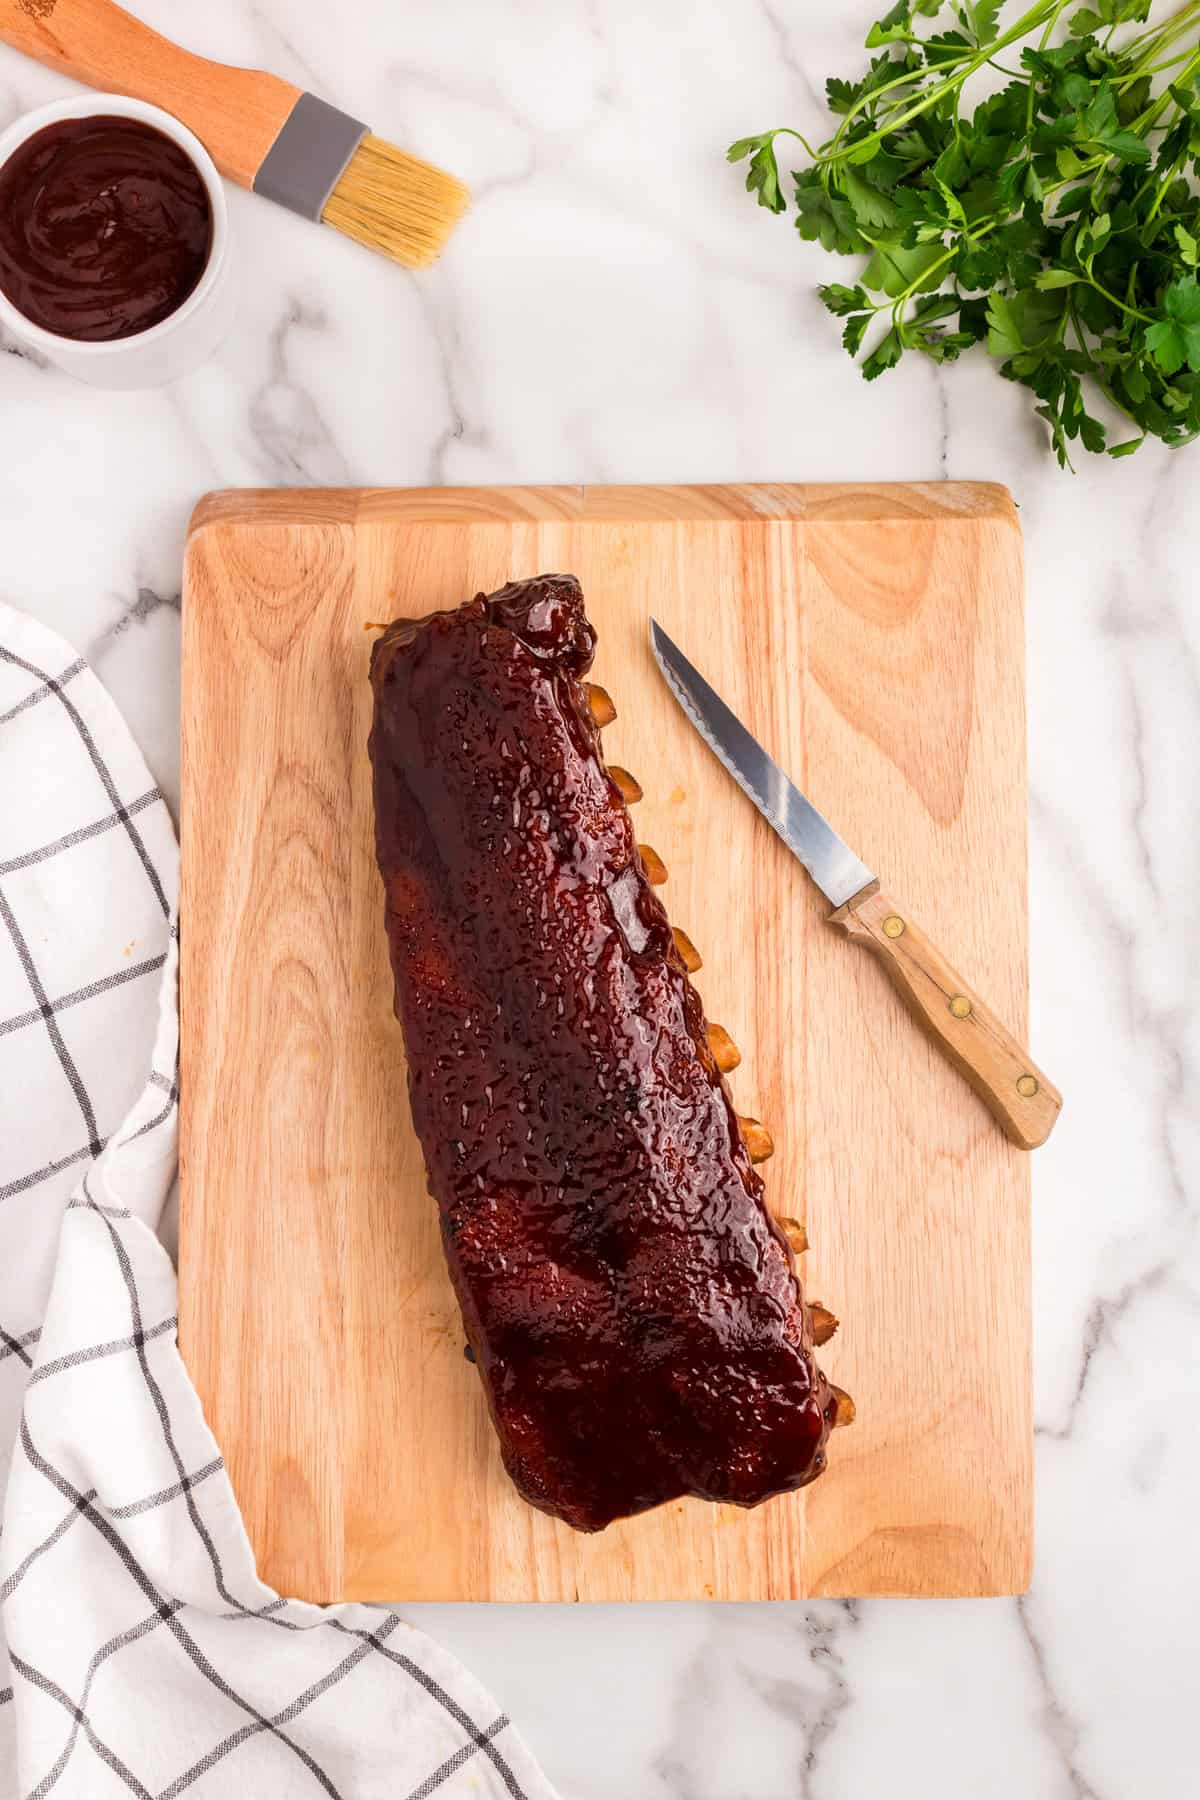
[0,115,212,343]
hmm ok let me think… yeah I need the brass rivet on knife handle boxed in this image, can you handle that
[639,845,668,885]
[610,766,643,805]
[829,1384,856,1428]
[738,1116,774,1164]
[809,1303,839,1347]
[672,926,702,973]
[707,1023,741,1073]
[584,683,616,728]
[828,881,1062,1150]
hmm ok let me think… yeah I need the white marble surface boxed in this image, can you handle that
[2,2,1197,1795]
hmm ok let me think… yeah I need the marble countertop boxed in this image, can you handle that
[2,2,1196,1795]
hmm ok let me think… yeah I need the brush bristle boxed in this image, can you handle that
[322,134,469,269]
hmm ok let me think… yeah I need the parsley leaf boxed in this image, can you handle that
[866,1,944,47]
[1146,277,1200,373]
[863,241,948,295]
[794,172,866,253]
[842,167,901,228]
[967,1,1004,44]
[728,135,787,213]
[820,283,874,315]
[863,325,904,378]
[987,289,1066,356]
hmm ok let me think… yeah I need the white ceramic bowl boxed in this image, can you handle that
[0,93,235,389]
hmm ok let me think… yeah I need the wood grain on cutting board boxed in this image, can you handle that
[179,483,1032,1602]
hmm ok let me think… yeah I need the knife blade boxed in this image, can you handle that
[649,619,874,910]
[648,619,1062,1151]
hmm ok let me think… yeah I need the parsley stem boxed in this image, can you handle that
[1084,277,1155,326]
[764,126,823,162]
[823,1,1061,167]
[1126,0,1200,64]
[1025,0,1070,136]
[1039,0,1071,50]
[1121,46,1200,78]
[1142,129,1191,222]
[827,0,1200,172]
[1068,293,1145,441]
[1126,46,1200,132]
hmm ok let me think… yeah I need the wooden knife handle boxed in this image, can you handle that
[829,880,1061,1150]
[0,0,300,187]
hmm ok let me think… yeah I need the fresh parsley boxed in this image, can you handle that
[730,1,1200,465]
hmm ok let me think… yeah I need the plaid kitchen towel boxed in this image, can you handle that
[0,602,555,1800]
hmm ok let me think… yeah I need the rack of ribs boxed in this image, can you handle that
[369,573,840,1532]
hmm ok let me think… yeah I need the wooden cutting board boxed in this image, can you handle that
[179,483,1032,1603]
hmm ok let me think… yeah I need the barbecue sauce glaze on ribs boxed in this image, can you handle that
[369,575,834,1532]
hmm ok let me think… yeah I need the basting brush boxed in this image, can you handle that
[0,0,469,268]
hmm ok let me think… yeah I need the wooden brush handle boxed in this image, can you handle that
[0,0,301,186]
[829,881,1061,1150]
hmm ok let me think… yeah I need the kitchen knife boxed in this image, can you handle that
[649,620,1061,1151]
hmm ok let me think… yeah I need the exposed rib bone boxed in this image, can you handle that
[585,683,616,727]
[778,1216,808,1255]
[639,845,668,885]
[672,926,702,972]
[739,1117,774,1164]
[830,1384,856,1428]
[810,1303,839,1347]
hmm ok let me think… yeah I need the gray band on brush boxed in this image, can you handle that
[254,93,369,220]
